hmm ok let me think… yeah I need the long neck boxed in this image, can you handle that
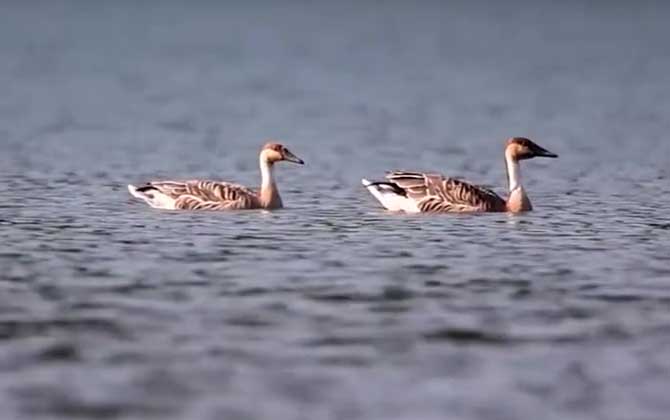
[259,156,282,209]
[504,150,532,212]
[505,150,522,192]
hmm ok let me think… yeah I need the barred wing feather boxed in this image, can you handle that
[385,171,506,213]
[140,180,259,210]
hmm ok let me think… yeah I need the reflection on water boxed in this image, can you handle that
[1,0,670,419]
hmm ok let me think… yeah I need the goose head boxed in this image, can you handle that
[260,142,304,165]
[505,137,558,161]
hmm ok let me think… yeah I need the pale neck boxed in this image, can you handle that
[505,150,522,192]
[259,156,282,208]
[259,156,275,190]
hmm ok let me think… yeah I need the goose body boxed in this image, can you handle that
[128,142,304,210]
[362,137,557,213]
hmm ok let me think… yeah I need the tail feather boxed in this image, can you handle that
[135,184,157,193]
[127,184,144,199]
[127,184,176,209]
[361,178,419,213]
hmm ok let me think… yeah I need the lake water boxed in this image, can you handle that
[1,0,670,419]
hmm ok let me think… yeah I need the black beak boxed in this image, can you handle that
[533,146,558,158]
[283,150,304,165]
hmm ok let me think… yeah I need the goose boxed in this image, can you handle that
[128,142,304,210]
[362,137,557,213]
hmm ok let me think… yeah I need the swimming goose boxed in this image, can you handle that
[128,142,304,210]
[362,137,557,213]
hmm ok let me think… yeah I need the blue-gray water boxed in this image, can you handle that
[2,1,670,419]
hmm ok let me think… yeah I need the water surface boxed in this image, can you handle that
[1,1,670,419]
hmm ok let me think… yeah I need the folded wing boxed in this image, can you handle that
[385,171,506,213]
[139,180,259,210]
